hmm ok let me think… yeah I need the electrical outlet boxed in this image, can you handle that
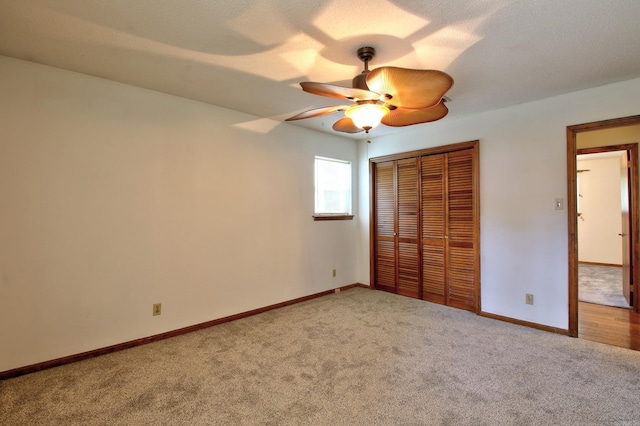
[153,303,162,316]
[335,288,341,294]
[332,269,336,277]
[525,294,534,305]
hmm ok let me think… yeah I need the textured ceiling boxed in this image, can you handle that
[2,0,640,140]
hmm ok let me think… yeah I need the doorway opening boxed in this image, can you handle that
[567,115,640,340]
[577,148,633,310]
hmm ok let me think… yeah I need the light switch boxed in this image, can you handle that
[554,198,564,210]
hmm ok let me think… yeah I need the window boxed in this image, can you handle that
[314,156,353,220]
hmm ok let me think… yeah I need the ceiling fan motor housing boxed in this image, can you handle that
[352,73,369,90]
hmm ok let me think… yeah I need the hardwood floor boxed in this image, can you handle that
[579,301,640,350]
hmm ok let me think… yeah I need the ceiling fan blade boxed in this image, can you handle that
[366,67,453,109]
[300,82,380,101]
[332,117,364,134]
[381,102,449,127]
[285,105,348,121]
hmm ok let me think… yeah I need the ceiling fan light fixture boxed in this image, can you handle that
[345,103,389,132]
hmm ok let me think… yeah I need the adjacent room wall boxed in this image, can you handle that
[0,56,359,372]
[576,156,623,265]
[357,77,640,330]
[577,124,640,149]
[575,124,640,267]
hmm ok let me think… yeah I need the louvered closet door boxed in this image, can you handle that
[396,158,420,298]
[446,149,476,310]
[374,161,396,292]
[372,140,478,311]
[421,154,446,304]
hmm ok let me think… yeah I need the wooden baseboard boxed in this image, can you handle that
[0,283,364,380]
[478,311,571,336]
[578,261,623,267]
[365,286,569,336]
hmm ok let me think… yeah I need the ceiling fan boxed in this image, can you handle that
[286,47,453,134]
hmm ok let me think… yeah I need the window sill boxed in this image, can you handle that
[313,215,354,221]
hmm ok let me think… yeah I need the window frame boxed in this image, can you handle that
[313,156,354,221]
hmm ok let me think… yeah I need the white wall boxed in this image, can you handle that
[358,77,640,330]
[0,56,359,372]
[577,156,623,265]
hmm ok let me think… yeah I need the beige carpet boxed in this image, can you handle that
[1,287,639,425]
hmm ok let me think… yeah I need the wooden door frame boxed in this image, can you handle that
[566,115,640,337]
